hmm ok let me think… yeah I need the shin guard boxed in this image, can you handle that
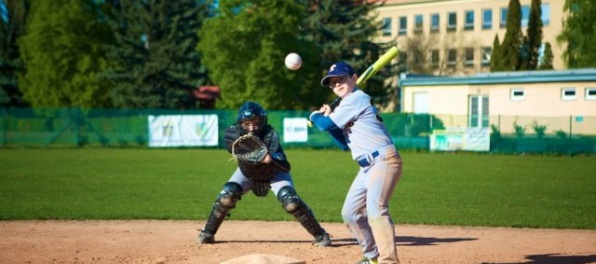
[201,182,243,235]
[277,186,326,237]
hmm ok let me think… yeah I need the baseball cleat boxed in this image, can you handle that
[354,256,378,264]
[196,232,215,244]
[312,231,332,247]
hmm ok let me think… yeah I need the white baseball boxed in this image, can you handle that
[284,53,302,70]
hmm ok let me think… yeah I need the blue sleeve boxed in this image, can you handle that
[310,112,349,151]
[329,127,349,151]
[310,112,336,131]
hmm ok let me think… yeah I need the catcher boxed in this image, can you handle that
[196,101,331,247]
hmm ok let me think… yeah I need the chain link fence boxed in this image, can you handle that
[1,108,595,155]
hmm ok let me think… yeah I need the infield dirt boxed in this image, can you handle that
[1,220,595,264]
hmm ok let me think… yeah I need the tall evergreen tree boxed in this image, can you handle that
[538,42,554,70]
[518,36,530,70]
[500,0,522,71]
[526,0,543,70]
[0,0,29,107]
[198,0,323,110]
[103,0,211,109]
[303,0,398,107]
[18,0,113,108]
[557,0,596,68]
[490,34,502,72]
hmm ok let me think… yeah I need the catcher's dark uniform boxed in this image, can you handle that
[224,124,291,194]
[196,101,330,247]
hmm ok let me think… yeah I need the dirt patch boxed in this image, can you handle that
[1,220,595,264]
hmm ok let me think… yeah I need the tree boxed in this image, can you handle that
[526,0,543,70]
[198,0,323,110]
[500,0,522,71]
[490,34,503,72]
[557,0,596,68]
[18,0,113,108]
[518,35,530,70]
[103,0,211,109]
[303,0,399,108]
[538,42,554,70]
[0,0,29,107]
[404,34,436,75]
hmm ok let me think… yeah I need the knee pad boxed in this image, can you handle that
[217,182,243,208]
[277,186,303,213]
[202,182,243,235]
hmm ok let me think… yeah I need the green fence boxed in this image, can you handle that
[1,108,595,155]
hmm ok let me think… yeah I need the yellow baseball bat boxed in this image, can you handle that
[308,46,400,127]
[356,46,400,87]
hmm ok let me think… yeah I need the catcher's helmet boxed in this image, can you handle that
[237,101,268,133]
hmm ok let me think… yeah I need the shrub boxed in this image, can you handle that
[531,121,548,139]
[513,121,526,138]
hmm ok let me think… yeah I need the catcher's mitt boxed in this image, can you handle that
[232,134,268,164]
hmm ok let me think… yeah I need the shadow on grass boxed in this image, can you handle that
[483,254,596,264]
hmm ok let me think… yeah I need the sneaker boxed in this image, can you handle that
[196,231,215,244]
[354,256,378,264]
[312,231,331,247]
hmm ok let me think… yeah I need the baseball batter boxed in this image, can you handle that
[310,62,403,264]
[197,101,331,247]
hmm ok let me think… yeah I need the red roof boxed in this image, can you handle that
[194,86,220,100]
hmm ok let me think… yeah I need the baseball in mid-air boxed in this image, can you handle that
[284,53,302,70]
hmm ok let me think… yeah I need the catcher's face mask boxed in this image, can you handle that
[241,119,262,135]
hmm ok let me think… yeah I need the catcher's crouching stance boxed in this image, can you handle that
[197,101,331,247]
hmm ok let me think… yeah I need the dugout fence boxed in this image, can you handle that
[1,107,595,155]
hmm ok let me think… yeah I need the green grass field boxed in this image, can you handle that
[1,148,594,229]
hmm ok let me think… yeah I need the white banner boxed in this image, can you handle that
[463,127,490,151]
[148,115,218,147]
[283,117,308,143]
[430,128,464,151]
[430,127,490,152]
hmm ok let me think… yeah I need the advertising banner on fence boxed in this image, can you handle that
[463,127,491,151]
[148,115,218,147]
[283,117,308,143]
[430,127,490,151]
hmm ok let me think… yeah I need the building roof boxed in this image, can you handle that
[193,86,220,100]
[399,68,596,87]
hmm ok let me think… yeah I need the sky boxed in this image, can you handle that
[1,1,7,23]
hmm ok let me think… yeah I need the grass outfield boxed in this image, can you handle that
[0,148,594,229]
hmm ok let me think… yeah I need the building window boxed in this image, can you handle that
[465,48,474,67]
[541,4,550,25]
[430,13,440,33]
[585,88,596,100]
[447,49,457,66]
[500,7,508,28]
[382,17,392,36]
[414,14,423,33]
[482,9,492,30]
[510,88,525,100]
[561,88,576,100]
[447,12,457,31]
[398,16,407,35]
[482,47,492,66]
[521,5,530,27]
[431,49,439,68]
[469,95,489,128]
[464,10,474,30]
